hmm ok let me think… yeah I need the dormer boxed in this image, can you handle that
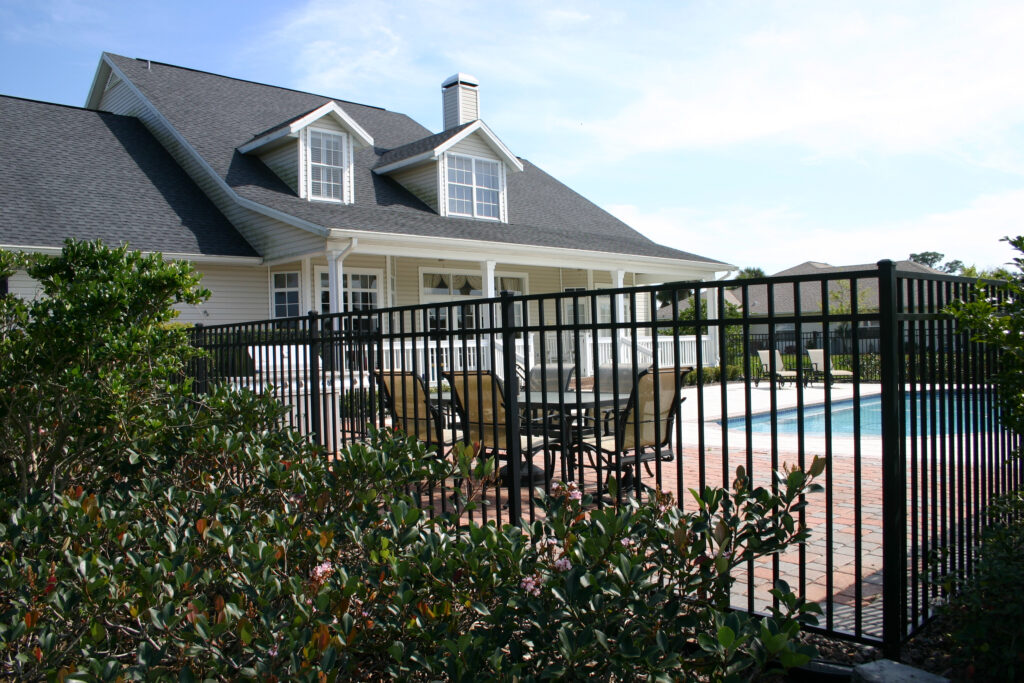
[238,101,374,204]
[374,74,522,222]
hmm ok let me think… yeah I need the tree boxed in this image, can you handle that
[910,251,964,274]
[0,240,208,499]
[727,266,767,289]
[948,236,1024,440]
[669,297,742,335]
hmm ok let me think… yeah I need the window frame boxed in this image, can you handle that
[305,127,351,203]
[418,267,528,331]
[315,266,384,315]
[270,271,302,320]
[442,152,505,221]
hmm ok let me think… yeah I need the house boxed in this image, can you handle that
[740,260,945,351]
[1,53,731,327]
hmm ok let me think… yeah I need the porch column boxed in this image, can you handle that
[301,257,313,314]
[327,250,344,315]
[482,259,496,327]
[612,269,626,322]
[705,279,721,367]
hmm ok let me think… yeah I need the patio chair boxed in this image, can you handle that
[806,348,854,385]
[756,349,801,388]
[528,363,576,393]
[444,370,559,488]
[372,370,450,452]
[567,367,687,494]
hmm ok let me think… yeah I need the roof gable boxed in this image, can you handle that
[373,120,523,175]
[238,101,374,154]
[98,53,728,269]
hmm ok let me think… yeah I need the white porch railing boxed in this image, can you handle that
[379,335,534,386]
[541,332,715,376]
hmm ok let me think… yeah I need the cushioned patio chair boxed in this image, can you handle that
[806,348,854,385]
[756,349,801,388]
[567,367,687,495]
[444,370,560,489]
[372,370,450,452]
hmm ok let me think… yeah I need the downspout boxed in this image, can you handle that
[326,238,357,315]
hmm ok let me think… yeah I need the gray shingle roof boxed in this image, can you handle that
[374,123,474,168]
[741,260,945,315]
[105,54,727,266]
[0,95,257,258]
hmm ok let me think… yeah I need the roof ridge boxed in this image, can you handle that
[108,52,389,113]
[0,93,128,115]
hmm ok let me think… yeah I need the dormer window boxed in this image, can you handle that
[446,153,502,220]
[307,128,348,202]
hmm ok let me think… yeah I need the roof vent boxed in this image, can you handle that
[442,73,479,130]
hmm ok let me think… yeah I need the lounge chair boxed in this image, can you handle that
[806,349,854,385]
[756,349,801,387]
[567,367,687,495]
[444,371,559,488]
[373,370,450,452]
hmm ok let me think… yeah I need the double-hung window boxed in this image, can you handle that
[272,272,301,319]
[446,154,501,219]
[308,129,346,201]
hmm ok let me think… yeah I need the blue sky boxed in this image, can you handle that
[2,0,1023,274]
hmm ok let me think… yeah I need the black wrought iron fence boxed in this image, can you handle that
[189,261,1020,659]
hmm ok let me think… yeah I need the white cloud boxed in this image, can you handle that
[609,188,1024,275]
[581,2,1024,162]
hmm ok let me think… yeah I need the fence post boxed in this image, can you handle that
[878,259,907,659]
[192,323,207,395]
[500,291,523,522]
[308,310,322,448]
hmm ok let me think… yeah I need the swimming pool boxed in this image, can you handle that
[738,392,997,436]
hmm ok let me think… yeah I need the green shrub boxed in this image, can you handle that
[940,491,1024,679]
[0,421,823,680]
[0,240,824,680]
[0,240,208,499]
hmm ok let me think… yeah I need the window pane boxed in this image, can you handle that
[310,130,345,200]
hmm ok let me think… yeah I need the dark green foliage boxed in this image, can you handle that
[0,421,823,680]
[0,240,824,680]
[0,240,208,499]
[940,491,1024,679]
[948,235,1024,438]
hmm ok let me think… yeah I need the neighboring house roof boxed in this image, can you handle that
[656,288,743,320]
[101,54,728,267]
[0,95,257,259]
[742,260,945,316]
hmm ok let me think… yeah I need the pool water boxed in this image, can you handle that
[740,392,997,436]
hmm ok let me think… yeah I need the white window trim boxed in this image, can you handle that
[440,152,507,222]
[314,266,384,314]
[269,270,302,319]
[303,127,354,204]
[418,266,528,330]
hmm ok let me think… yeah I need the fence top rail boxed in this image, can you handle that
[190,265,1003,335]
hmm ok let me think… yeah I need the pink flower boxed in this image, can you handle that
[554,557,572,572]
[621,537,636,549]
[311,560,334,584]
[269,645,278,657]
[520,574,542,597]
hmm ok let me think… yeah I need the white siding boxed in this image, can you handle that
[5,265,272,327]
[98,65,326,260]
[449,134,498,160]
[391,162,439,211]
[7,271,41,300]
[174,265,269,325]
[259,141,299,193]
[443,84,479,129]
